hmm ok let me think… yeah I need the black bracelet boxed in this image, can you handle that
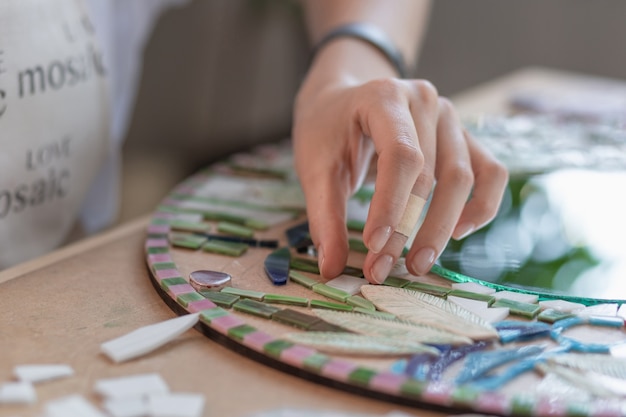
[312,22,408,78]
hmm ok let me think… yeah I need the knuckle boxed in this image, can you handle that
[367,78,404,100]
[446,162,475,188]
[390,141,424,172]
[414,79,439,103]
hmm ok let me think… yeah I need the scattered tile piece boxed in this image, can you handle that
[13,364,73,383]
[169,219,210,233]
[169,233,207,250]
[147,393,205,417]
[325,275,365,296]
[264,247,291,286]
[221,287,265,301]
[94,373,169,400]
[0,381,36,404]
[493,290,539,304]
[492,298,541,319]
[202,240,248,256]
[44,394,106,417]
[537,308,574,323]
[539,299,585,313]
[101,314,200,363]
[451,282,496,295]
[103,397,148,417]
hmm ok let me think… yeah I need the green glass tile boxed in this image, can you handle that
[233,299,281,319]
[171,239,204,250]
[353,307,396,320]
[342,265,364,277]
[199,307,230,323]
[346,295,376,311]
[169,219,210,233]
[264,339,294,358]
[272,309,321,330]
[160,277,187,290]
[400,379,426,398]
[352,186,374,203]
[303,352,330,372]
[290,257,320,274]
[264,293,309,307]
[152,262,177,270]
[288,270,319,289]
[312,284,350,302]
[492,298,541,319]
[177,292,205,308]
[447,289,495,305]
[147,247,169,254]
[221,287,265,301]
[451,386,480,406]
[310,299,353,312]
[383,276,411,288]
[405,281,451,297]
[511,395,535,416]
[200,291,240,308]
[150,218,170,225]
[348,367,377,386]
[307,321,348,332]
[228,324,257,341]
[202,240,248,257]
[348,238,368,254]
[537,308,574,323]
[346,219,365,232]
[348,368,376,387]
[217,221,255,238]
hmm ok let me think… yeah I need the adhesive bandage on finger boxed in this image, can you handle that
[395,194,426,237]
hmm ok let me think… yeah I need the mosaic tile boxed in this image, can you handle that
[221,287,265,301]
[309,299,353,312]
[199,291,240,308]
[202,240,248,257]
[404,281,451,297]
[263,293,309,307]
[288,270,319,289]
[217,221,255,238]
[233,299,280,319]
[271,308,321,330]
[492,298,541,318]
[312,284,350,302]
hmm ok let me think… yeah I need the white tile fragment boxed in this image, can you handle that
[577,303,619,317]
[539,299,585,313]
[493,290,539,304]
[325,275,365,296]
[0,381,36,404]
[14,364,74,383]
[451,282,496,295]
[147,393,205,417]
[103,397,148,417]
[94,373,169,400]
[101,313,200,363]
[44,394,106,417]
[447,296,509,323]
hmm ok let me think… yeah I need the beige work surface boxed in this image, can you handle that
[0,67,622,417]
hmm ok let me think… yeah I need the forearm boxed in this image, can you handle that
[302,0,431,80]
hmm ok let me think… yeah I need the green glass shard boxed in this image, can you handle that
[177,292,205,308]
[272,308,321,330]
[217,221,255,238]
[160,277,187,290]
[312,284,350,302]
[383,276,411,288]
[264,339,294,358]
[348,367,377,386]
[288,270,319,289]
[199,307,230,323]
[310,299,353,312]
[537,308,574,323]
[447,289,495,305]
[169,219,210,233]
[346,295,376,311]
[290,257,320,274]
[152,262,177,271]
[404,281,451,297]
[200,291,240,308]
[264,293,309,307]
[221,287,265,301]
[228,324,258,341]
[202,240,248,256]
[233,299,281,319]
[492,298,541,318]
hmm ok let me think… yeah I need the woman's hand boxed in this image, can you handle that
[293,74,508,284]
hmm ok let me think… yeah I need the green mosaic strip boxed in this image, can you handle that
[199,307,230,323]
[348,238,368,254]
[312,284,350,302]
[288,270,319,289]
[264,293,309,307]
[307,320,348,332]
[404,281,451,297]
[264,339,294,358]
[272,308,321,330]
[346,219,366,232]
[302,352,330,372]
[290,257,320,274]
[492,298,541,319]
[177,292,205,308]
[221,287,265,301]
[152,262,177,270]
[450,386,480,407]
[400,379,427,398]
[447,289,495,305]
[169,219,210,233]
[346,295,376,311]
[537,308,574,323]
[147,247,169,254]
[217,221,255,238]
[383,276,411,288]
[233,299,281,319]
[348,367,377,387]
[170,233,207,250]
[200,291,240,308]
[511,395,535,416]
[310,299,353,312]
[228,324,257,341]
[160,277,187,290]
[202,240,248,257]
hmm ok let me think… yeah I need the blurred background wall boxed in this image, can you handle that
[119,0,626,222]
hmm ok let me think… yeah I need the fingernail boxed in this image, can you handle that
[368,225,392,253]
[411,247,436,275]
[317,245,325,273]
[371,254,394,284]
[454,222,475,240]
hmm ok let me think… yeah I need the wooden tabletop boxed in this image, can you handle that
[1,67,622,417]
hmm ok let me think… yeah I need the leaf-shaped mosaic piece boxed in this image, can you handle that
[282,332,440,356]
[537,362,626,399]
[360,285,498,340]
[312,309,472,346]
[547,353,626,380]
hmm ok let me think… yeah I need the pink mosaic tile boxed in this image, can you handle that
[211,314,246,334]
[148,253,173,264]
[187,299,217,313]
[421,381,454,406]
[279,345,317,367]
[146,238,169,248]
[476,391,512,416]
[321,359,359,382]
[369,372,407,394]
[147,224,170,234]
[243,331,276,351]
[168,283,196,297]
[156,268,182,280]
